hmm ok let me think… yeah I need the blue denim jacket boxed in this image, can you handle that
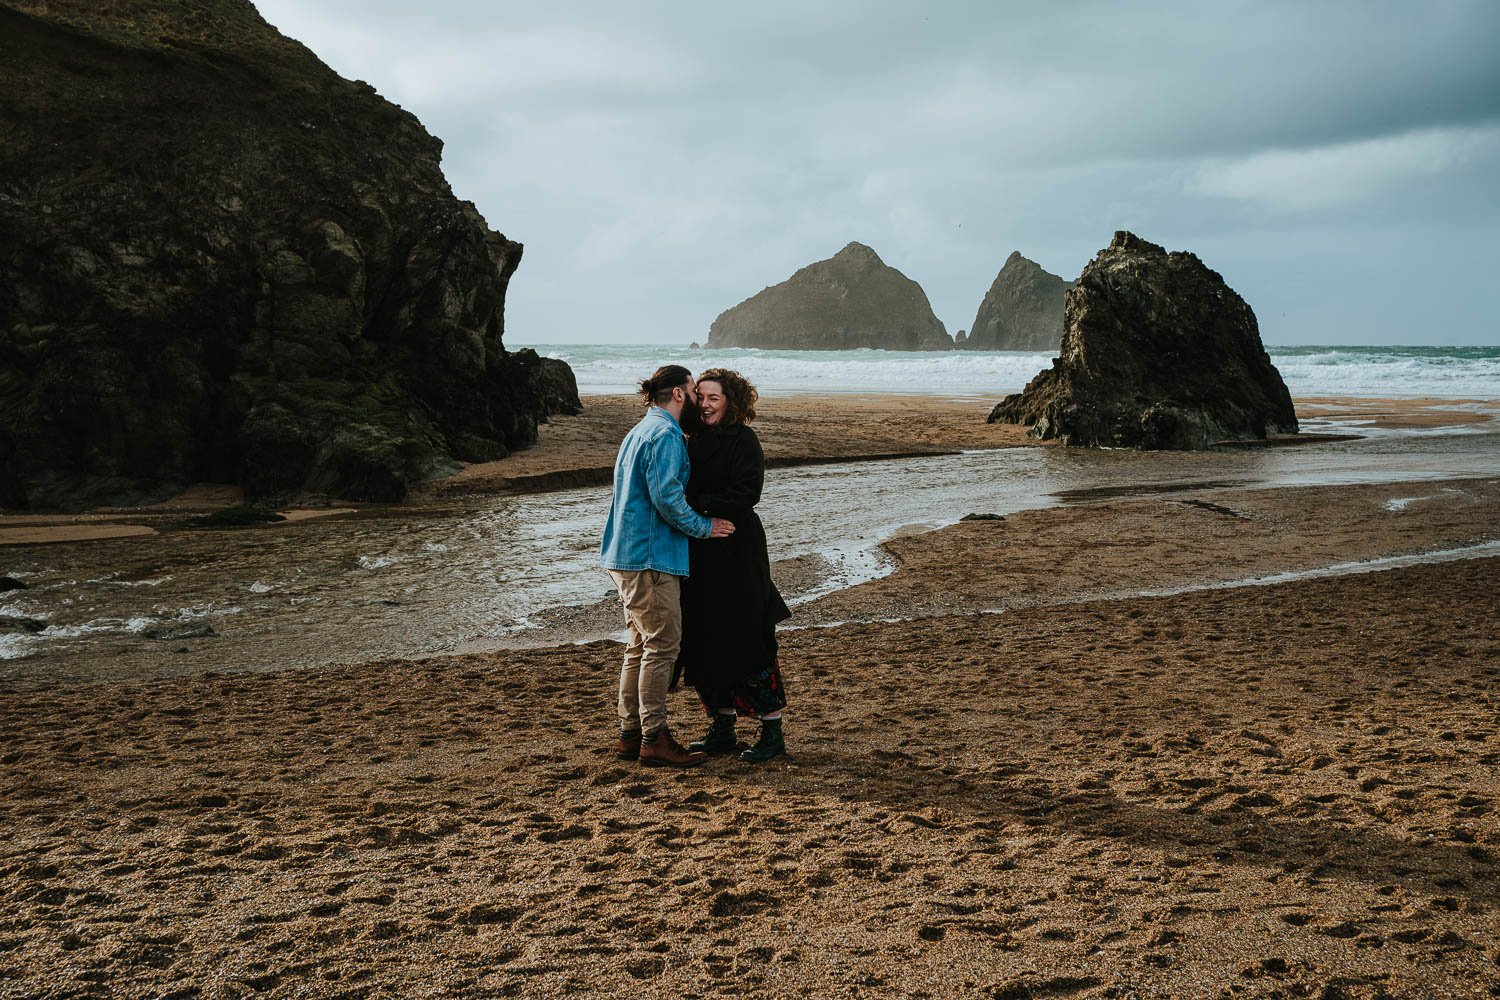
[600,406,712,576]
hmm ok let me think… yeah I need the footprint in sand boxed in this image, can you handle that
[623,957,666,980]
[708,888,778,917]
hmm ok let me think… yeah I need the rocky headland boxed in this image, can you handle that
[963,251,1074,351]
[989,232,1297,449]
[0,0,578,511]
[706,242,952,351]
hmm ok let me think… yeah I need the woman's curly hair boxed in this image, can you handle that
[696,368,758,425]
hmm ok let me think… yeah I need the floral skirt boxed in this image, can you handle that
[695,658,787,718]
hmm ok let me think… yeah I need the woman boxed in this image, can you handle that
[675,368,791,763]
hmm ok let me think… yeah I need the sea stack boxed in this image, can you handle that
[963,252,1074,351]
[0,1,579,510]
[988,232,1297,449]
[706,243,952,351]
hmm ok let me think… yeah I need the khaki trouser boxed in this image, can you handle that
[608,569,682,737]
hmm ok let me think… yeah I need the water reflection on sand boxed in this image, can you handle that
[2,425,1498,684]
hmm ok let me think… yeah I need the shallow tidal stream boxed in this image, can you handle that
[3,419,1499,686]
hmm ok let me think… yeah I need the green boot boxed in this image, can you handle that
[739,719,785,763]
[688,714,737,755]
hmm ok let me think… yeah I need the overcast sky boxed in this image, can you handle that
[255,1,1499,346]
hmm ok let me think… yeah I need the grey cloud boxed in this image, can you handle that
[253,0,1500,344]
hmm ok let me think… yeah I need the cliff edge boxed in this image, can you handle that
[0,0,579,509]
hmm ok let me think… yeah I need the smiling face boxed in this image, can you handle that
[697,379,726,427]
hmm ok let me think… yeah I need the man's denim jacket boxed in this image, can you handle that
[600,406,712,576]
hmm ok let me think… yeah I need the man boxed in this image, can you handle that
[601,365,734,767]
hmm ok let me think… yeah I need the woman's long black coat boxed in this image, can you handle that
[676,424,790,690]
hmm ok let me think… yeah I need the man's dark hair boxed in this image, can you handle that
[638,365,693,406]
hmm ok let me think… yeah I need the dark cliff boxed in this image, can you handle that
[963,251,1074,351]
[706,243,952,351]
[988,232,1297,449]
[0,0,579,510]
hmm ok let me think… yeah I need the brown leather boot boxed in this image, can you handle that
[639,727,708,768]
[616,730,642,761]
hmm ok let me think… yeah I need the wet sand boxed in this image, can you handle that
[2,394,1488,546]
[1,555,1496,996]
[798,477,1500,627]
[429,395,1494,497]
[2,396,1498,995]
[0,522,159,546]
[421,393,1037,498]
[1297,397,1497,431]
[0,511,349,548]
[451,475,1500,658]
[1,393,1015,545]
[431,393,1494,497]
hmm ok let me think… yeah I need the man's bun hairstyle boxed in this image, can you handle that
[638,364,693,405]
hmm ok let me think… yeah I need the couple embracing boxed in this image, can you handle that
[600,365,791,769]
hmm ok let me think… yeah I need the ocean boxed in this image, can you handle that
[523,344,1500,400]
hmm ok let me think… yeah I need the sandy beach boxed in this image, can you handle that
[7,0,1496,994]
[422,394,1495,499]
[0,394,1029,547]
[2,395,1498,996]
[4,393,1486,546]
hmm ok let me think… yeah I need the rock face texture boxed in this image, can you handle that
[964,252,1074,351]
[989,232,1297,449]
[0,0,579,510]
[707,243,951,351]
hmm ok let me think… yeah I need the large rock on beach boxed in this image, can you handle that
[963,252,1074,351]
[0,0,579,510]
[988,232,1297,449]
[707,243,952,351]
